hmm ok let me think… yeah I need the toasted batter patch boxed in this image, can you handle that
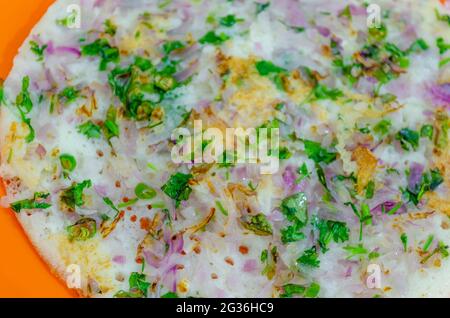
[352,146,378,194]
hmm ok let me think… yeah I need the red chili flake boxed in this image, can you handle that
[115,181,121,188]
[176,264,185,270]
[181,250,187,256]
[140,217,151,231]
[147,204,153,210]
[211,273,218,280]
[193,246,201,254]
[123,197,129,203]
[135,257,143,264]
[127,206,132,211]
[239,245,249,255]
[96,150,104,157]
[130,215,137,222]
[224,257,234,266]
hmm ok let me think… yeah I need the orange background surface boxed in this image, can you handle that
[0,0,448,300]
[0,0,75,298]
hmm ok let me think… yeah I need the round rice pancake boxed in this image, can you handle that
[0,0,450,298]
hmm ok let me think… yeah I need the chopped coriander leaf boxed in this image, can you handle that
[420,125,434,140]
[255,60,287,76]
[379,93,397,104]
[108,57,177,121]
[343,244,368,259]
[384,42,410,68]
[161,292,179,298]
[374,119,392,136]
[333,173,357,183]
[368,23,388,43]
[163,40,185,55]
[277,147,292,160]
[315,219,350,252]
[439,57,450,67]
[255,60,287,91]
[435,8,450,26]
[114,291,143,298]
[406,38,429,53]
[57,9,78,27]
[215,200,228,216]
[128,272,150,297]
[29,41,47,61]
[368,250,380,260]
[67,218,97,242]
[396,128,420,151]
[297,247,320,268]
[312,84,343,101]
[0,79,4,105]
[316,164,332,197]
[305,282,321,298]
[256,2,270,14]
[402,168,444,206]
[16,76,33,114]
[58,86,80,104]
[365,180,375,199]
[219,15,244,27]
[135,183,157,200]
[158,0,173,9]
[345,202,372,241]
[18,109,35,143]
[199,31,230,45]
[60,180,92,209]
[10,192,51,213]
[104,19,117,36]
[59,154,77,172]
[161,173,193,208]
[296,163,311,183]
[279,281,319,298]
[280,192,308,227]
[437,37,450,55]
[15,77,35,142]
[423,235,434,252]
[280,284,306,298]
[384,202,403,215]
[359,126,371,134]
[241,214,273,236]
[339,5,352,20]
[81,39,120,70]
[400,233,408,252]
[77,121,102,139]
[302,140,337,164]
[281,225,306,244]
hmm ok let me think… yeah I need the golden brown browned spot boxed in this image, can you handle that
[56,234,113,295]
[352,146,378,194]
[426,193,450,217]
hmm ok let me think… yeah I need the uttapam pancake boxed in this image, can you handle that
[0,0,450,298]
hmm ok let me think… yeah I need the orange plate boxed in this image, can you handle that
[0,0,75,298]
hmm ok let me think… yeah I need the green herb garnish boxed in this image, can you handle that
[11,192,51,213]
[29,41,47,61]
[81,39,120,70]
[161,173,193,208]
[60,180,92,210]
[77,121,102,139]
[297,247,320,268]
